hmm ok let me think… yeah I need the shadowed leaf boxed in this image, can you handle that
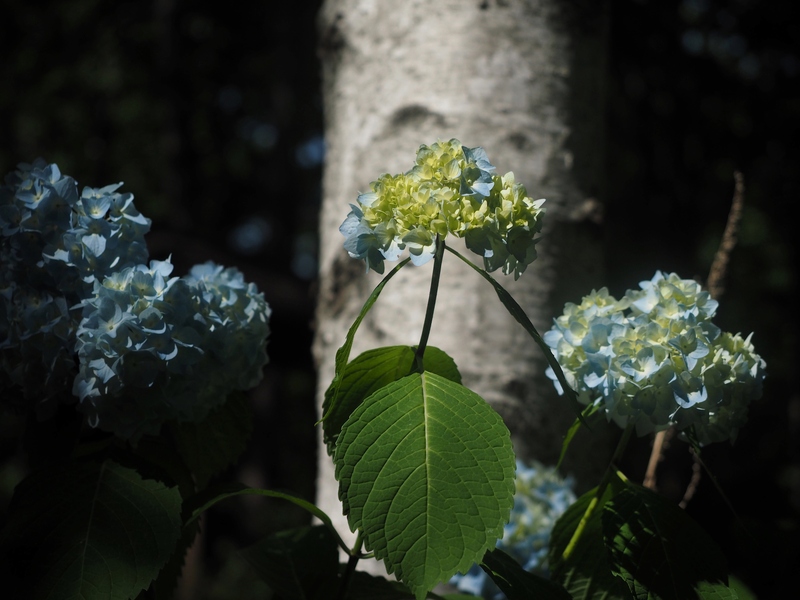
[0,460,181,600]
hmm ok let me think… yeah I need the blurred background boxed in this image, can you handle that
[0,0,796,598]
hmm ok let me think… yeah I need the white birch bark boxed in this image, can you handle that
[313,0,611,570]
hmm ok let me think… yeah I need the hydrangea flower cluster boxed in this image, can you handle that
[450,460,576,599]
[1,160,272,440]
[340,139,545,278]
[1,160,150,408]
[74,259,271,440]
[544,271,766,444]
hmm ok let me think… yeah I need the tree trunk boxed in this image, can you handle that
[313,0,611,566]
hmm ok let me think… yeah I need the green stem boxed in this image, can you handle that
[561,420,635,561]
[443,245,587,426]
[337,531,365,600]
[414,237,445,373]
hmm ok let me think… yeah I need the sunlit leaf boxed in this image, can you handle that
[322,345,461,454]
[335,372,516,600]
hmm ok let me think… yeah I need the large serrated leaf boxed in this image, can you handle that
[334,372,516,600]
[602,483,732,600]
[548,481,633,600]
[0,459,182,600]
[322,345,461,455]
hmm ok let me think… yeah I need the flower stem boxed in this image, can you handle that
[561,420,635,561]
[414,237,445,373]
[337,531,365,600]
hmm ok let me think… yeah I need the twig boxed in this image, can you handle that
[679,447,703,509]
[643,428,673,490]
[706,171,745,299]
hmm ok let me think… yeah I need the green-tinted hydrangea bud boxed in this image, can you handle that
[340,139,545,278]
[544,271,766,444]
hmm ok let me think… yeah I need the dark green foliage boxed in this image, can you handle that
[0,460,182,600]
[481,548,572,600]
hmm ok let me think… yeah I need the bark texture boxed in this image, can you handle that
[313,0,611,561]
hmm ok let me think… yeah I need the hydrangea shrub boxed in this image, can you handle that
[0,143,766,600]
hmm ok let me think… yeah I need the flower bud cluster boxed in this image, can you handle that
[450,460,576,599]
[73,259,271,440]
[544,271,766,444]
[1,160,150,407]
[340,139,545,278]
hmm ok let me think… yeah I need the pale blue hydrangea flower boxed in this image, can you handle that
[2,160,272,439]
[73,259,271,440]
[0,160,150,411]
[183,262,272,393]
[340,139,545,278]
[450,460,576,599]
[544,271,766,444]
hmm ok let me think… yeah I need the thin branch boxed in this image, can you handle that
[679,447,703,509]
[706,171,745,299]
[643,428,673,490]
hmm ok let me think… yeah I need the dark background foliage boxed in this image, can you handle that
[1,0,796,598]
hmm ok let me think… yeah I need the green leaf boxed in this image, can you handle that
[171,391,254,489]
[481,548,572,600]
[548,480,633,600]
[602,482,732,600]
[345,571,417,599]
[334,372,516,600]
[444,246,586,425]
[727,575,756,600]
[239,524,340,600]
[321,257,411,425]
[126,431,201,598]
[322,345,461,455]
[0,459,182,600]
[184,482,348,553]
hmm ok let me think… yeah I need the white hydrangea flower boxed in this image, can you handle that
[545,271,766,444]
